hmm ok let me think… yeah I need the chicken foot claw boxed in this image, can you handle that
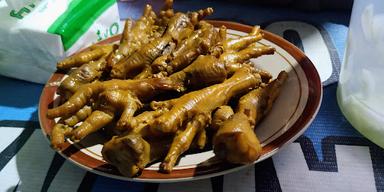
[51,123,73,150]
[213,71,288,164]
[71,110,114,141]
[47,78,181,119]
[150,67,262,135]
[160,114,208,173]
[70,89,143,140]
[57,45,114,70]
[102,133,172,177]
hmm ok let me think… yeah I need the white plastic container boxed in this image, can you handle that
[337,0,384,148]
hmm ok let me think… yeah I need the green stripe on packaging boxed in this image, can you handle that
[48,0,115,50]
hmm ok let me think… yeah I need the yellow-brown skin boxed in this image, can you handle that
[165,25,274,91]
[225,26,262,51]
[110,13,195,79]
[102,134,173,177]
[133,65,155,80]
[129,110,166,135]
[160,114,208,172]
[214,113,262,164]
[110,7,215,79]
[58,58,107,99]
[218,26,275,67]
[48,2,287,177]
[214,26,276,74]
[51,123,73,150]
[151,27,203,74]
[166,56,272,93]
[211,105,234,131]
[195,127,207,149]
[101,90,143,133]
[47,78,181,119]
[213,71,288,164]
[169,55,227,90]
[238,71,288,126]
[155,0,175,36]
[102,133,151,177]
[100,68,262,175]
[115,101,172,135]
[107,5,157,67]
[105,52,270,173]
[112,35,175,79]
[71,110,114,142]
[106,19,133,68]
[63,105,92,126]
[151,67,261,134]
[220,44,275,65]
[188,7,214,26]
[152,21,219,75]
[152,68,262,172]
[57,44,114,70]
[70,90,143,141]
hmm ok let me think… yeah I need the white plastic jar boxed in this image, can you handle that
[337,0,384,148]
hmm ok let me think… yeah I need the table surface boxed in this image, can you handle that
[1,1,383,192]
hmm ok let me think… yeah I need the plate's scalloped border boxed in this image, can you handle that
[38,20,322,182]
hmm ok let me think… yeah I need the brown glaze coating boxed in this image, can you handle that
[58,58,107,99]
[63,105,92,126]
[110,13,195,79]
[151,21,218,75]
[57,45,114,70]
[211,105,234,131]
[150,68,261,135]
[51,123,73,150]
[213,71,288,164]
[102,134,172,177]
[107,5,157,67]
[47,78,181,119]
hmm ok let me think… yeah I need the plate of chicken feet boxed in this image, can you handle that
[39,0,322,182]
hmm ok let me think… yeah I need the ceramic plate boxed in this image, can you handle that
[39,20,322,182]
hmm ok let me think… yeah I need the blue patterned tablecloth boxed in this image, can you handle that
[0,1,383,191]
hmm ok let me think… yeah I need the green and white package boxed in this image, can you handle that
[0,0,122,84]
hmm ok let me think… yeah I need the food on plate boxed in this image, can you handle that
[110,7,214,79]
[63,105,92,126]
[213,71,288,164]
[151,21,218,75]
[58,57,109,99]
[57,44,114,70]
[107,5,156,67]
[46,0,288,177]
[51,123,73,150]
[211,106,235,131]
